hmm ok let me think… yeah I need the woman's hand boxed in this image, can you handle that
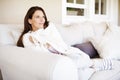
[44,43,51,48]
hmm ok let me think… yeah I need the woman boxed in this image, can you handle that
[17,6,112,70]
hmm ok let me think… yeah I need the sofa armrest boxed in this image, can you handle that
[0,46,78,80]
[52,55,78,80]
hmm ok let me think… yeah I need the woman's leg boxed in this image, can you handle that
[65,47,113,70]
[66,47,93,69]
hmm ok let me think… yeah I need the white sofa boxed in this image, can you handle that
[0,21,120,80]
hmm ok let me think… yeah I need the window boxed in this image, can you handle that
[67,0,84,4]
[67,0,74,3]
[62,0,87,23]
[95,0,107,15]
[62,0,109,24]
[67,7,84,16]
[66,0,86,16]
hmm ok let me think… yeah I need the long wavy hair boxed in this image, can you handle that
[17,6,49,47]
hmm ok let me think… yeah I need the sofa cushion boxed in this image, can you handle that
[0,24,23,46]
[72,42,99,58]
[92,22,108,37]
[0,24,15,45]
[56,21,95,46]
[56,23,84,45]
[90,26,120,60]
[11,29,22,44]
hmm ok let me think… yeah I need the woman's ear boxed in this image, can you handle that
[28,19,32,24]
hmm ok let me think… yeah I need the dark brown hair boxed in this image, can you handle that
[17,6,49,47]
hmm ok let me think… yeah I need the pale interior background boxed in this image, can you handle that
[118,0,120,26]
[0,0,62,24]
[0,0,119,26]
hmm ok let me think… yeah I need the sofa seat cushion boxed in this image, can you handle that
[72,42,99,58]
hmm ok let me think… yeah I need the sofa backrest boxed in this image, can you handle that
[0,24,23,46]
[0,21,108,46]
[56,21,108,46]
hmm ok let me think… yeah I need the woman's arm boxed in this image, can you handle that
[22,33,35,47]
[43,22,69,53]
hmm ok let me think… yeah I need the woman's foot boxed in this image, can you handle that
[91,59,113,71]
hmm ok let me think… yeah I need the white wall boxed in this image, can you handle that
[0,0,62,24]
[0,0,119,25]
[118,0,120,26]
[109,0,118,25]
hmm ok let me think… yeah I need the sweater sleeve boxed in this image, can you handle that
[44,23,69,53]
[22,32,50,52]
[22,32,37,48]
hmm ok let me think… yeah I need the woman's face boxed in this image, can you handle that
[28,10,45,31]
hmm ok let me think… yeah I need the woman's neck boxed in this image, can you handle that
[32,27,44,32]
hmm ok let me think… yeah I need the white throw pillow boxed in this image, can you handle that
[11,29,22,44]
[90,27,120,60]
[0,25,16,45]
[92,22,108,37]
[57,23,84,45]
[0,24,23,46]
[57,21,95,46]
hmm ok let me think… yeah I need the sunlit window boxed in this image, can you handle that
[95,0,106,15]
[67,7,84,16]
[66,0,85,16]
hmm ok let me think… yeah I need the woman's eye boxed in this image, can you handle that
[43,16,45,18]
[36,16,40,18]
[35,16,45,18]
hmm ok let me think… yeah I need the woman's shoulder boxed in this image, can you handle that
[23,31,31,38]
